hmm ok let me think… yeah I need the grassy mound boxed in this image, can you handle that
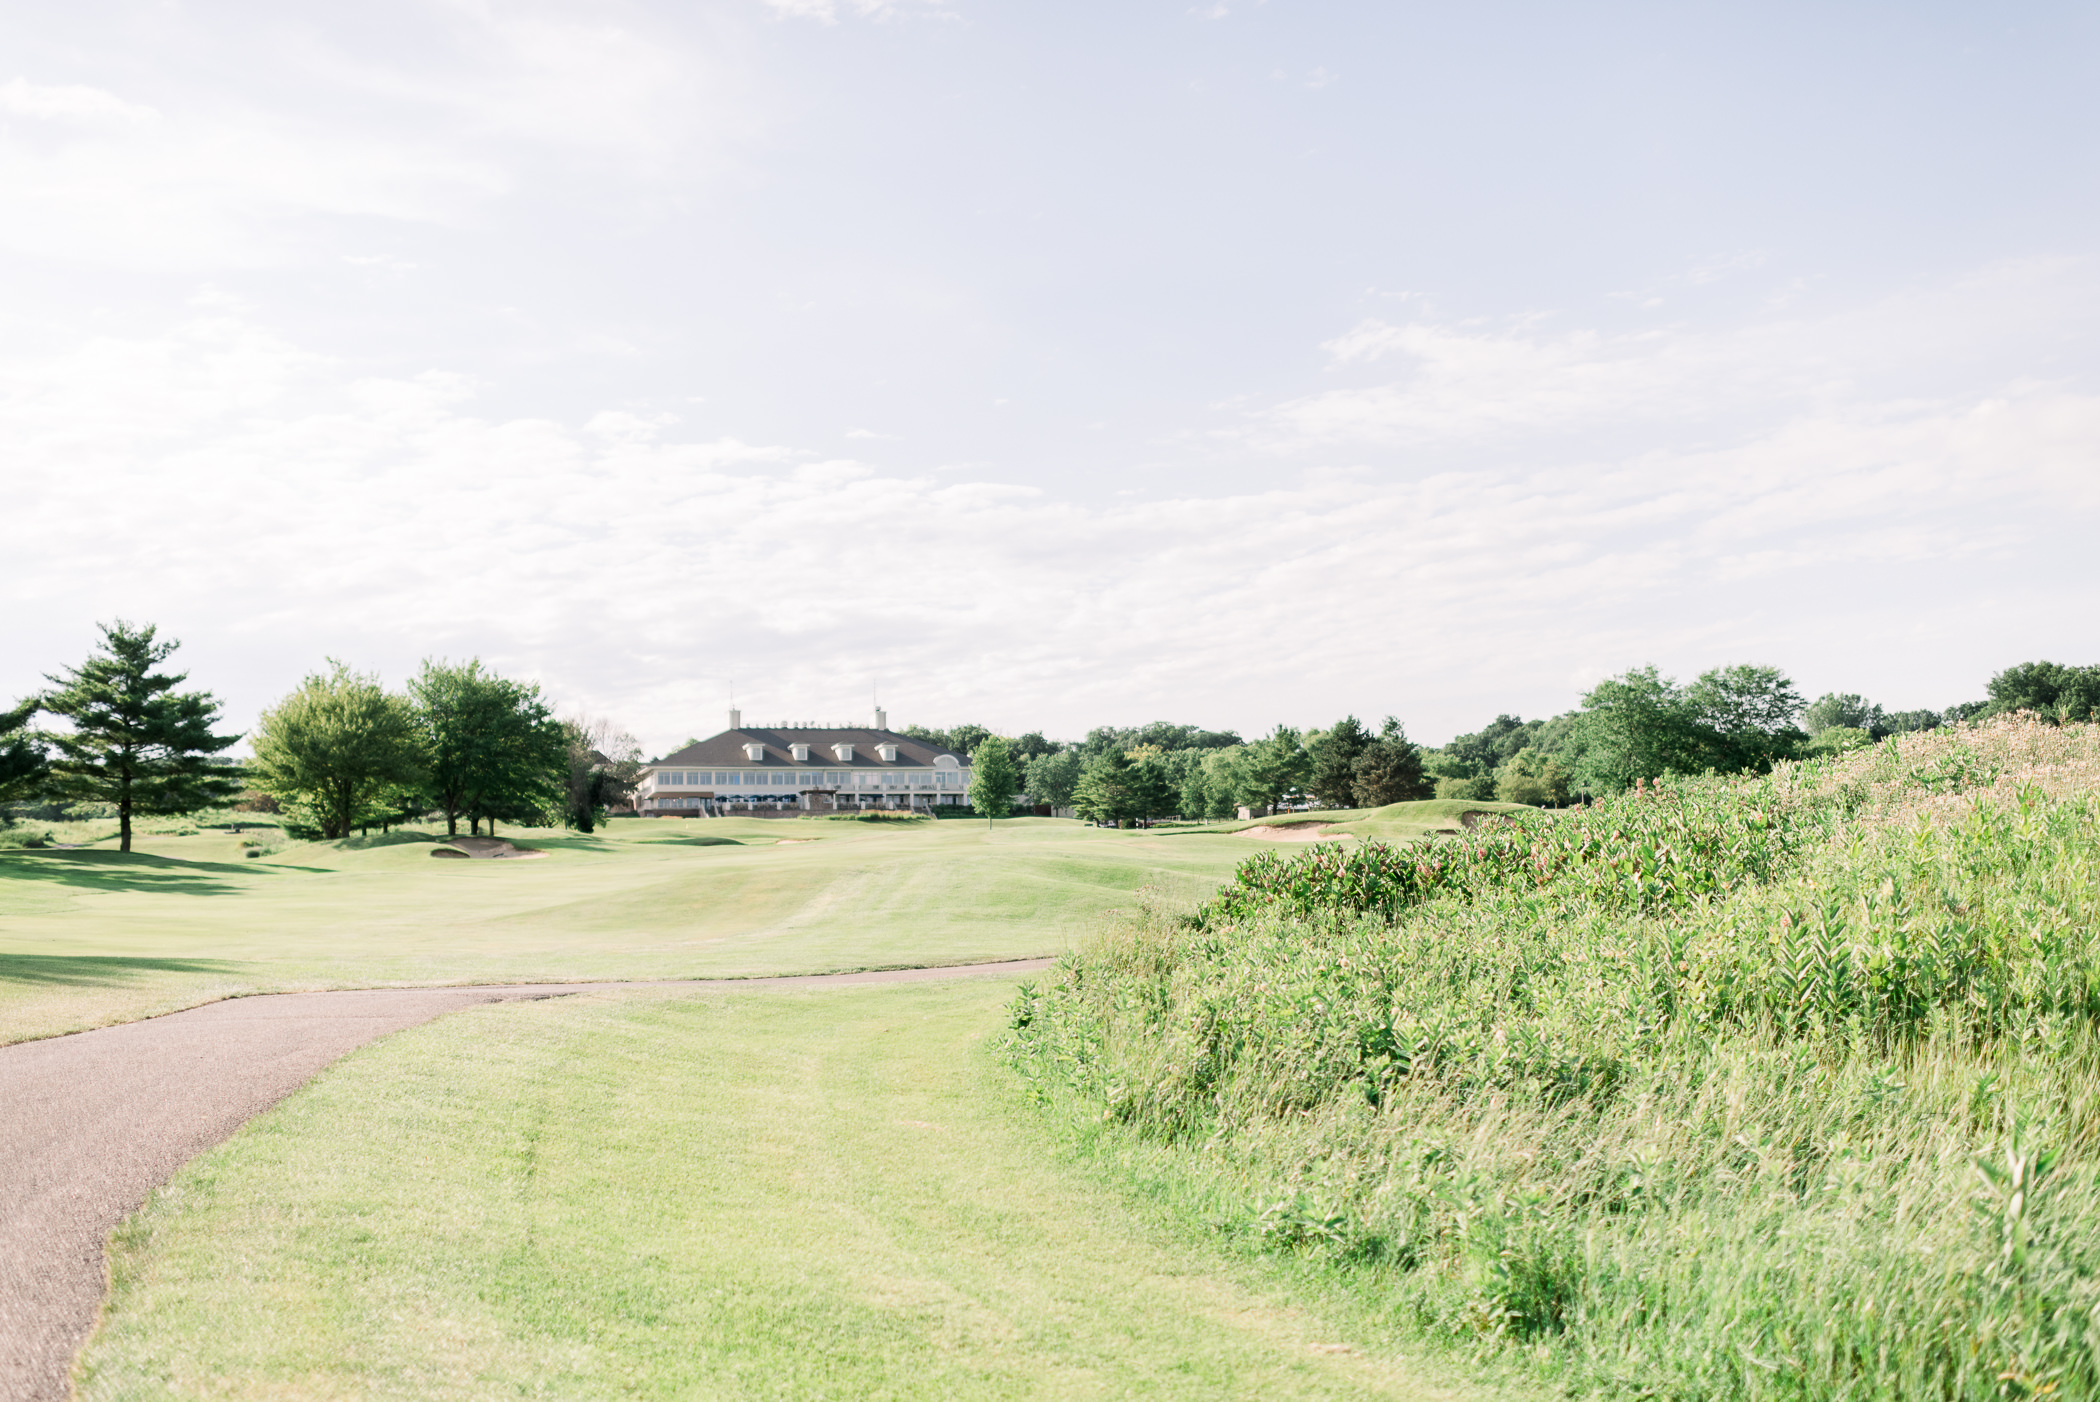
[1006,717,2100,1400]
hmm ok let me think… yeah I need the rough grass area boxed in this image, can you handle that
[0,815,1269,1044]
[1006,718,2100,1401]
[77,980,1496,1401]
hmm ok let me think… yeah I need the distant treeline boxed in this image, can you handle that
[8,625,2095,844]
[1,621,636,852]
[909,659,2100,823]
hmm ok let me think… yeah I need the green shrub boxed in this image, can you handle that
[1008,719,2100,1399]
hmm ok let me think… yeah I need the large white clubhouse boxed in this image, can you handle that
[636,709,973,816]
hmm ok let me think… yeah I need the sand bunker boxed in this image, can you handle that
[430,837,547,860]
[1239,824,1343,843]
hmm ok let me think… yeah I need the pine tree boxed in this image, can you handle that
[0,697,47,806]
[1309,715,1373,806]
[1351,719,1433,806]
[42,622,240,852]
[1071,750,1134,826]
[1128,753,1177,826]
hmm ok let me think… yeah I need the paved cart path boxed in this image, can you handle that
[0,959,1053,1402]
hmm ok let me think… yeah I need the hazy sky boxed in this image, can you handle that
[5,1,2097,755]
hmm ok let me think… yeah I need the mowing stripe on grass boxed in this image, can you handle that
[75,981,1476,1400]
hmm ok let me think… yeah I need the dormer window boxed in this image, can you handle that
[790,744,811,762]
[877,743,899,763]
[831,742,855,762]
[742,742,765,762]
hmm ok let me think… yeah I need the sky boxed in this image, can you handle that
[3,0,2098,756]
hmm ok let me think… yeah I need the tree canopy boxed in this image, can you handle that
[409,659,566,836]
[0,697,47,807]
[1308,715,1373,806]
[249,662,425,839]
[1352,720,1433,807]
[40,622,240,852]
[1565,663,1807,793]
[561,715,643,833]
[967,735,1019,821]
[1985,661,2100,724]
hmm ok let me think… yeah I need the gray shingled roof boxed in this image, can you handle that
[650,728,964,768]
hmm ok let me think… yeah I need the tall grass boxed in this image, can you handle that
[1006,716,2100,1399]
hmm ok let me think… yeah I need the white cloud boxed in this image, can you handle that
[1278,259,2100,453]
[761,0,949,23]
[3,282,2096,751]
[0,79,161,124]
[0,8,718,270]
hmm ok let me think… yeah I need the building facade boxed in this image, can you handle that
[636,709,972,816]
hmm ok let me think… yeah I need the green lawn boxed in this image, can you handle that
[77,979,1475,1401]
[0,815,1266,1044]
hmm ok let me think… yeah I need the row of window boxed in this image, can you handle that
[654,770,961,789]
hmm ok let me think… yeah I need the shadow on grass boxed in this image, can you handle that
[0,954,246,988]
[328,832,438,851]
[642,836,746,847]
[0,850,251,894]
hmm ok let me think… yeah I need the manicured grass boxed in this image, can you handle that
[0,816,1266,1044]
[78,979,1480,1400]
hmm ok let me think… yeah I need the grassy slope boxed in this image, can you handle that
[1168,800,1534,843]
[1008,720,2100,1400]
[0,815,1263,1044]
[78,979,1489,1401]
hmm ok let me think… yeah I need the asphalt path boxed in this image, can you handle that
[0,959,1054,1402]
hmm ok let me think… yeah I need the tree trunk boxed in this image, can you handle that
[118,797,132,853]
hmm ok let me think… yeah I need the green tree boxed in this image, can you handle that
[1011,731,1061,764]
[249,662,426,840]
[1882,709,1942,734]
[967,734,1019,823]
[1024,748,1082,809]
[1072,750,1136,826]
[948,723,996,758]
[561,715,642,834]
[1805,692,1886,737]
[1237,726,1310,815]
[1572,663,1808,793]
[1494,745,1571,807]
[409,659,567,837]
[1177,762,1213,821]
[1684,664,1807,771]
[1194,748,1244,819]
[1308,716,1373,807]
[1127,749,1177,826]
[1984,661,2100,724]
[41,622,240,852]
[1428,714,1540,781]
[0,697,48,806]
[1566,666,1706,794]
[1351,719,1432,806]
[1076,723,1240,760]
[1803,725,1875,757]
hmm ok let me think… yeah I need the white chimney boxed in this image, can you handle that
[873,705,887,730]
[729,707,742,731]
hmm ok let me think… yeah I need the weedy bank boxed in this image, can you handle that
[1007,716,2100,1400]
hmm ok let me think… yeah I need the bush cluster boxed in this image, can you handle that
[1006,717,2100,1400]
